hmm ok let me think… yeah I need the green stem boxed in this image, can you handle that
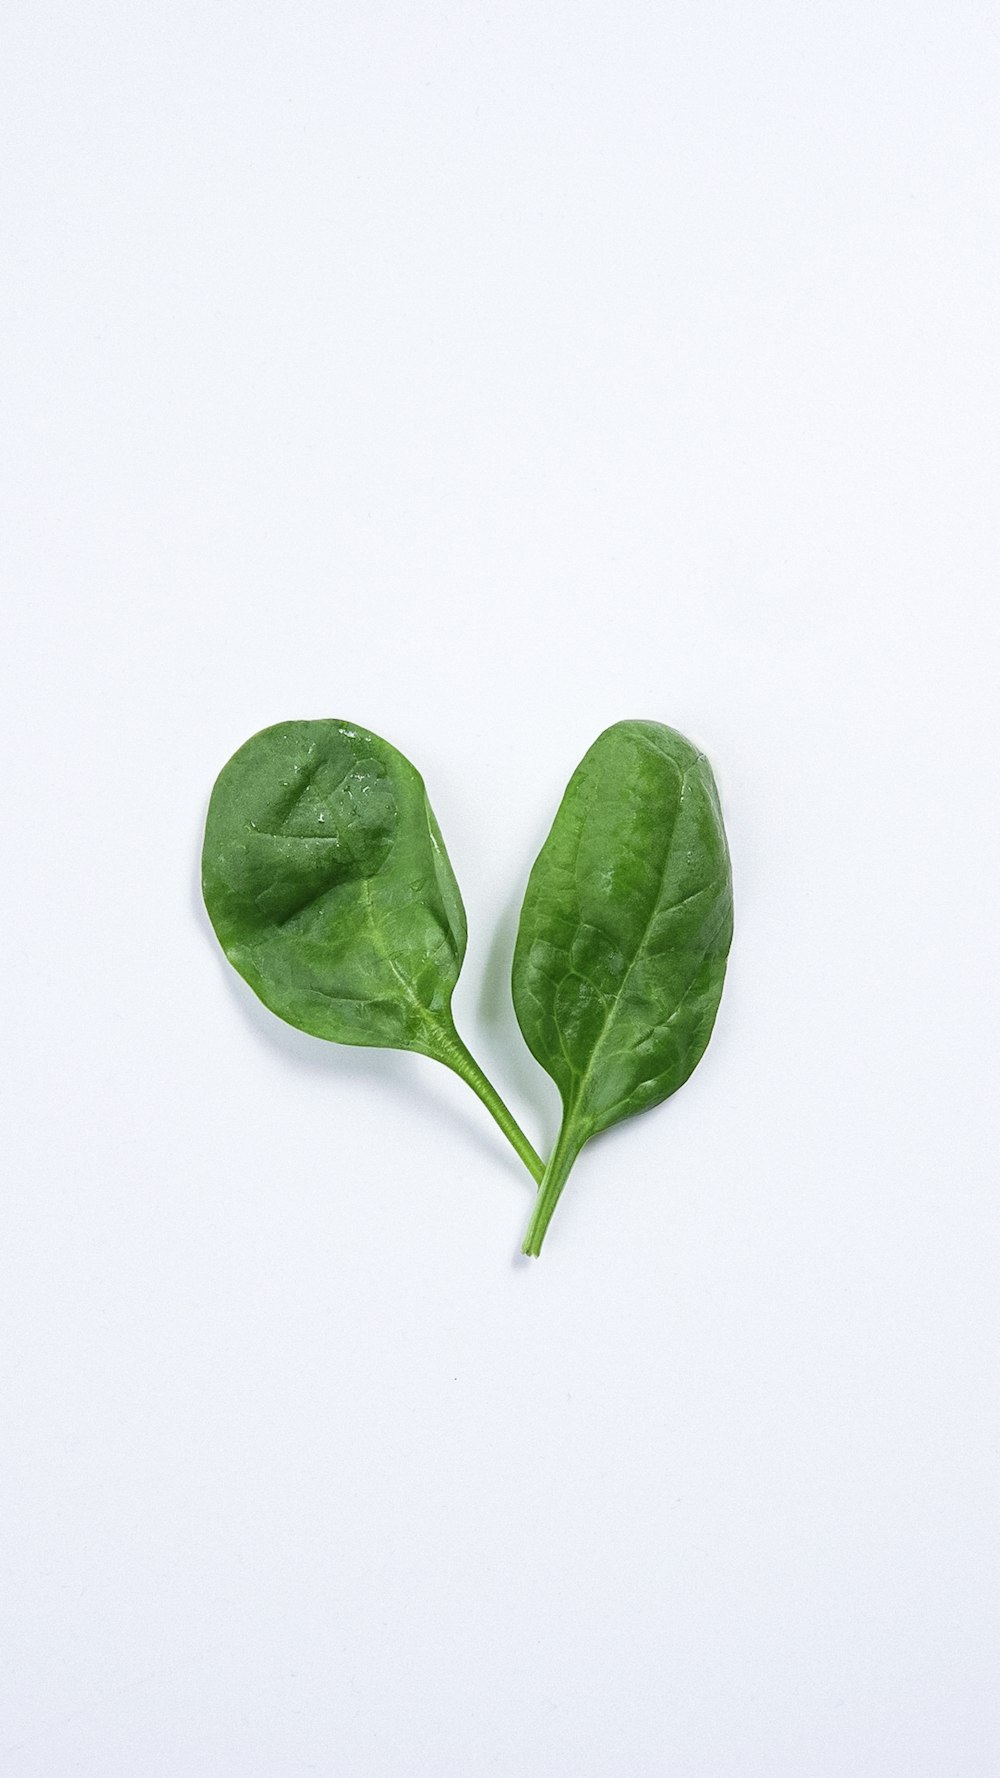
[440,1033,545,1185]
[521,1117,582,1256]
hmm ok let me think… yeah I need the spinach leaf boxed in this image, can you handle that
[202,720,543,1184]
[512,720,732,1253]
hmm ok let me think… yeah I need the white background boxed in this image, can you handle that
[2,3,999,1773]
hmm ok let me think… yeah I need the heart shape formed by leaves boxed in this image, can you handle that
[203,718,732,1254]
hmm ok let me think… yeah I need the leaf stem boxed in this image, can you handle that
[521,1117,582,1256]
[440,1034,545,1185]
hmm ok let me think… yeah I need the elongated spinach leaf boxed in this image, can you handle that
[512,720,732,1253]
[202,720,543,1184]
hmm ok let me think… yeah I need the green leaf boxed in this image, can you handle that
[203,720,543,1184]
[512,720,733,1253]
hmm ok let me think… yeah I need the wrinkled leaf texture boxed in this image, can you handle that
[202,720,544,1183]
[203,720,467,1057]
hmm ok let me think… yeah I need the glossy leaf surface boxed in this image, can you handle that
[203,720,543,1181]
[512,720,732,1252]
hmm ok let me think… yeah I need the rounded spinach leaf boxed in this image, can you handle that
[203,720,543,1181]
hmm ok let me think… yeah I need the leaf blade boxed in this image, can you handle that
[202,719,466,1059]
